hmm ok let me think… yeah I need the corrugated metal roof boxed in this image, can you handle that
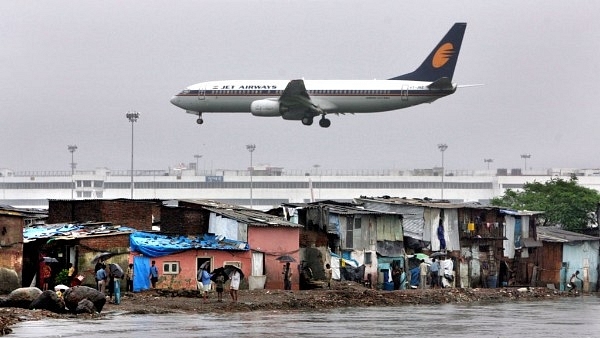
[355,196,496,210]
[23,222,133,242]
[500,209,544,216]
[180,199,302,228]
[537,226,600,243]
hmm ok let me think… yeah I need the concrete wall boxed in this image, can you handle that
[248,226,300,290]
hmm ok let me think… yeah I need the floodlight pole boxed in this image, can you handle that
[194,154,202,176]
[438,143,448,200]
[521,154,531,171]
[68,145,77,199]
[484,158,493,170]
[126,111,140,199]
[246,144,256,208]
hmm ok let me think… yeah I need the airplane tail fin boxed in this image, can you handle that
[390,23,466,82]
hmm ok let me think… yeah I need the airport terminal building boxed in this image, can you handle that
[2,165,600,210]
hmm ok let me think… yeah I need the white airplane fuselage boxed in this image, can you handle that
[171,79,454,115]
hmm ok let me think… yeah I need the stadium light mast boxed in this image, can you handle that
[68,145,77,199]
[126,111,140,199]
[246,144,256,208]
[438,143,448,200]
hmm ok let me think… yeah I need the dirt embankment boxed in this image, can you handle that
[0,283,579,335]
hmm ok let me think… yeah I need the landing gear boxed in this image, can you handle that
[319,116,331,128]
[301,116,314,126]
[196,112,203,125]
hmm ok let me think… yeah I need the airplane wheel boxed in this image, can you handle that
[196,118,204,124]
[301,117,313,126]
[319,118,331,128]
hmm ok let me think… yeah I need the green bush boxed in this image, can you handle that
[55,269,69,285]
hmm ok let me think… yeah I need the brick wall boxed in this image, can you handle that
[77,233,131,286]
[300,228,329,248]
[160,206,207,235]
[48,199,160,231]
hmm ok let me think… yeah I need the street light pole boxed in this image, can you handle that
[246,144,256,208]
[68,145,77,199]
[520,154,531,171]
[484,158,493,170]
[313,164,321,200]
[126,111,140,199]
[194,154,202,176]
[438,143,448,200]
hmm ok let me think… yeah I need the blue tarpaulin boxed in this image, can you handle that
[133,256,151,292]
[129,232,250,258]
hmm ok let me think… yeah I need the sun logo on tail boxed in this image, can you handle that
[432,43,455,68]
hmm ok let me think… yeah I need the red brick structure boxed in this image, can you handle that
[47,199,160,231]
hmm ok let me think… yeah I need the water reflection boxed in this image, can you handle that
[11,296,600,338]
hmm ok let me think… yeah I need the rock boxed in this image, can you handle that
[0,287,42,309]
[29,290,66,313]
[75,299,95,314]
[0,268,20,294]
[63,286,106,313]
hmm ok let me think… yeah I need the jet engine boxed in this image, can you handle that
[250,99,282,117]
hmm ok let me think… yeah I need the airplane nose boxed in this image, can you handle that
[170,95,180,107]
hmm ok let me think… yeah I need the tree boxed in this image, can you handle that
[490,175,600,232]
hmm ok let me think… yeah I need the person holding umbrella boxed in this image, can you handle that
[282,262,293,290]
[197,267,212,302]
[213,270,227,302]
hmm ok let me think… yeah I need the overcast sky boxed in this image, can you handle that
[2,1,600,173]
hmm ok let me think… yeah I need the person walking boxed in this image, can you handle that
[96,264,107,294]
[198,267,212,301]
[430,258,440,289]
[126,263,134,292]
[325,263,333,289]
[149,260,159,288]
[283,262,293,290]
[392,265,401,290]
[419,259,428,289]
[229,270,241,303]
[40,261,52,291]
[214,272,226,302]
[67,263,75,286]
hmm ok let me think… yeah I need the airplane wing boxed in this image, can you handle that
[279,79,322,114]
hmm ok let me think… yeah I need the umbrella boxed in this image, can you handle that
[276,255,296,263]
[108,263,124,278]
[223,265,244,280]
[430,252,447,258]
[54,284,69,292]
[200,261,211,270]
[210,267,230,282]
[413,253,429,261]
[43,257,58,263]
[92,252,116,264]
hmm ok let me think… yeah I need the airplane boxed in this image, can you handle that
[170,22,467,128]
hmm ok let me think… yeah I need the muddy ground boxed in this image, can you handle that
[0,282,579,336]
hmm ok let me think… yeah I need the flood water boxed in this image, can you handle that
[11,296,600,338]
